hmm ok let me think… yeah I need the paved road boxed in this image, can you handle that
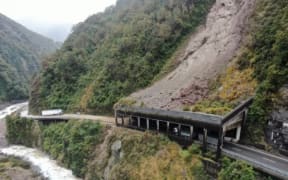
[24,114,115,125]
[223,143,288,180]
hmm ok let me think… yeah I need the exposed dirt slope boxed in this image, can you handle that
[130,0,256,110]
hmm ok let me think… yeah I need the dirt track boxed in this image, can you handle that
[130,0,256,110]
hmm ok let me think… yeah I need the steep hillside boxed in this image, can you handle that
[132,0,287,145]
[182,0,288,144]
[29,0,215,114]
[0,13,59,101]
[130,0,256,109]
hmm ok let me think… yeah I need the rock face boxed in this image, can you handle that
[130,0,256,110]
[104,140,123,180]
[271,85,288,123]
[267,85,288,153]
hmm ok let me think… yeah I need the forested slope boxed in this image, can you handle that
[0,13,59,101]
[30,0,215,114]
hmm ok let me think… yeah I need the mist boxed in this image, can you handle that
[19,20,72,42]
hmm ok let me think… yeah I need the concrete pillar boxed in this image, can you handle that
[167,122,170,134]
[121,117,124,126]
[234,126,242,142]
[241,109,248,129]
[137,117,141,129]
[190,126,194,140]
[203,128,207,153]
[157,120,160,132]
[178,124,181,136]
[243,109,248,123]
[146,118,150,130]
[238,109,248,139]
[115,112,118,126]
[216,129,223,161]
[128,116,132,127]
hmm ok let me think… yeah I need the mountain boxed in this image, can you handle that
[30,0,215,114]
[30,0,287,147]
[16,0,288,178]
[30,0,288,146]
[0,13,59,101]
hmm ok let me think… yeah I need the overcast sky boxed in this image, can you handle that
[1,0,117,41]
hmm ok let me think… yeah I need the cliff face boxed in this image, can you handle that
[85,127,206,180]
[0,13,59,101]
[130,0,256,109]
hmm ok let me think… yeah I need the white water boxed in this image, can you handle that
[0,102,28,119]
[0,103,80,180]
[0,146,79,180]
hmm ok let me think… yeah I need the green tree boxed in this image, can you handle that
[218,159,256,180]
[30,0,215,114]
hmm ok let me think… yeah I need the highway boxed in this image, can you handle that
[23,114,115,125]
[223,143,288,180]
[21,110,288,179]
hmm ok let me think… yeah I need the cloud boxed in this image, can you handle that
[1,0,116,24]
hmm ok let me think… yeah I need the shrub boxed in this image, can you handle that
[218,159,256,180]
[6,115,39,147]
[41,121,103,177]
[30,0,215,114]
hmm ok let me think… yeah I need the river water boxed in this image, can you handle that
[0,102,80,180]
[0,146,79,180]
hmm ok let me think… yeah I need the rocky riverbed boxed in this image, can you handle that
[0,103,43,180]
[0,155,42,180]
[0,103,79,180]
[0,120,43,180]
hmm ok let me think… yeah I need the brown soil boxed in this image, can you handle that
[130,0,256,110]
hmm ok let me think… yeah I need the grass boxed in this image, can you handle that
[0,156,31,171]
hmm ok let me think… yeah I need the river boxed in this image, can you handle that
[0,102,80,180]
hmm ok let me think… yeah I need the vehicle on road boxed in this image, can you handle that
[41,109,63,116]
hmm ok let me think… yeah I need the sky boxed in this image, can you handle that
[1,0,117,41]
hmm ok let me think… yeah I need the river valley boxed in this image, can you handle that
[0,103,79,180]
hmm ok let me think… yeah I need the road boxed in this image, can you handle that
[23,114,115,125]
[19,108,288,179]
[223,143,288,180]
